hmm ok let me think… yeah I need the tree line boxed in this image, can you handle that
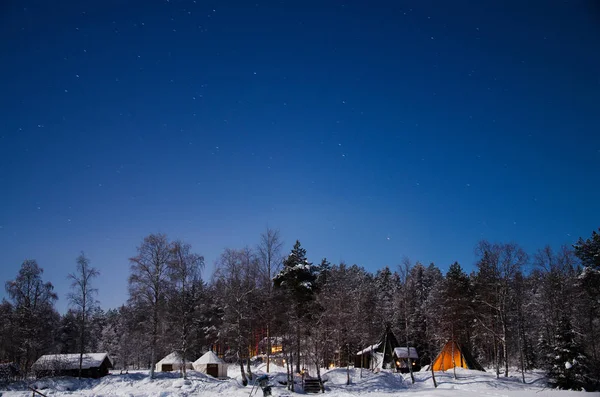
[1,227,598,391]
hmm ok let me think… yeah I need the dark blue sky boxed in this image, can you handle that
[1,0,599,312]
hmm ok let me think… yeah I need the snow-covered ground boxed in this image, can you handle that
[0,365,592,396]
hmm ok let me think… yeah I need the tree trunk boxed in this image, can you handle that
[296,324,301,374]
[360,352,364,378]
[451,327,456,380]
[239,357,248,386]
[247,354,252,381]
[518,323,525,384]
[382,331,388,370]
[266,324,271,373]
[289,351,295,392]
[494,336,500,379]
[346,345,351,385]
[315,353,325,393]
[502,317,509,377]
[149,306,157,379]
[78,294,86,380]
[430,349,437,388]
[404,318,414,384]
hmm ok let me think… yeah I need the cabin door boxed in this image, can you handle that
[207,364,219,377]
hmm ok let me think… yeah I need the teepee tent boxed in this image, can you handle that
[193,351,227,378]
[432,340,484,371]
[354,326,400,370]
[155,351,193,372]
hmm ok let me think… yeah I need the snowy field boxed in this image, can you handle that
[0,365,594,397]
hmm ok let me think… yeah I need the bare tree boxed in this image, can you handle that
[168,240,204,379]
[256,227,283,373]
[128,233,171,379]
[474,241,527,377]
[67,252,99,379]
[213,247,258,386]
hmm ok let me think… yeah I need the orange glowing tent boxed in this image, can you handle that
[432,340,484,371]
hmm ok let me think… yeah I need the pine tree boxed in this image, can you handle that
[548,315,588,391]
[573,228,600,390]
[57,310,80,353]
[439,262,473,379]
[0,300,15,363]
[274,240,318,373]
[573,228,600,269]
[5,260,59,376]
[373,266,399,342]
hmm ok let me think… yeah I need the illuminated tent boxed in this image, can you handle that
[432,340,484,371]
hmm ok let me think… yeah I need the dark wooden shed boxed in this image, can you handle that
[32,353,113,379]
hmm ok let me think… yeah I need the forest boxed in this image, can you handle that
[1,228,599,391]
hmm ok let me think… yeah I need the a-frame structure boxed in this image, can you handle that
[432,340,484,371]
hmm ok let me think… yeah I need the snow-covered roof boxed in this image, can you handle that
[356,343,381,355]
[157,352,191,365]
[259,336,283,345]
[393,347,419,359]
[194,351,225,365]
[32,353,112,370]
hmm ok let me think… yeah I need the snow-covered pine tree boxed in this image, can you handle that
[573,228,600,270]
[373,266,399,350]
[98,308,122,369]
[273,240,318,373]
[5,260,59,376]
[439,262,473,379]
[0,300,15,364]
[547,315,588,391]
[573,228,600,391]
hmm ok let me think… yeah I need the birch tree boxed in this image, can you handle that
[128,233,171,379]
[213,247,258,386]
[474,241,526,377]
[167,240,204,379]
[67,252,99,379]
[256,227,283,373]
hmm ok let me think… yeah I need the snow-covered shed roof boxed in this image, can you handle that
[32,353,112,370]
[194,351,224,365]
[393,347,418,359]
[356,343,381,356]
[157,352,191,365]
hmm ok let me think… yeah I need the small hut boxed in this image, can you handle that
[393,347,420,373]
[193,351,227,378]
[32,353,112,378]
[155,352,193,372]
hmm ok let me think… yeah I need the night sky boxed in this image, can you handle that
[1,1,599,312]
